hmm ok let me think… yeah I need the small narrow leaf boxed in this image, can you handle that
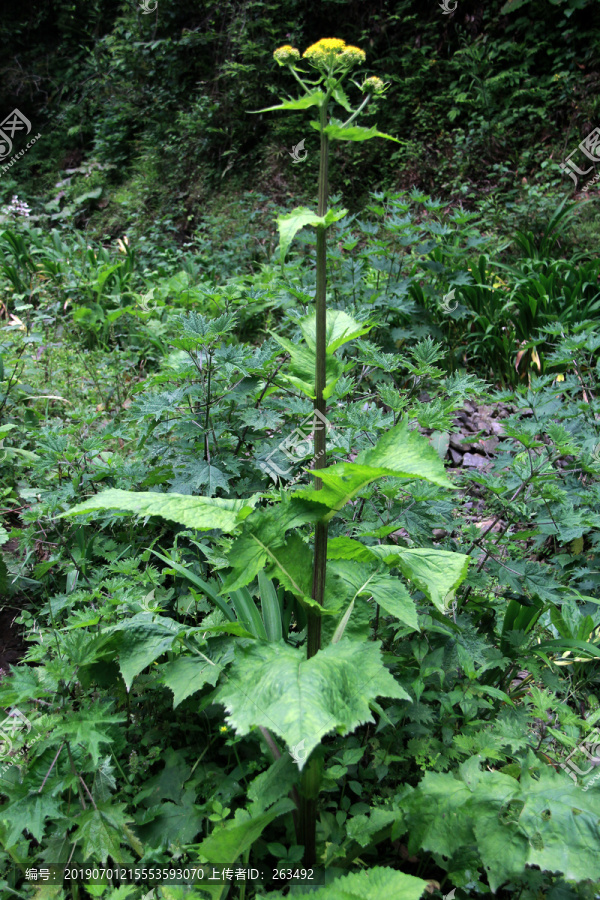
[151,550,235,622]
[229,587,268,640]
[258,570,282,642]
[321,123,402,143]
[253,91,326,113]
[331,599,355,643]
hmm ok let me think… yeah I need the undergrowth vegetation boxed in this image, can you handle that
[2,180,600,898]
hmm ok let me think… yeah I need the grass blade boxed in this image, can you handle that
[151,548,235,622]
[258,570,282,642]
[229,587,268,640]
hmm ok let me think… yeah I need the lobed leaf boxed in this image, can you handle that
[216,640,411,770]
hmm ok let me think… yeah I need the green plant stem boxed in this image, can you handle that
[308,100,330,661]
[308,231,328,661]
[298,755,321,868]
[239,847,250,900]
[258,726,302,840]
[302,97,332,870]
[287,64,313,95]
[340,94,370,128]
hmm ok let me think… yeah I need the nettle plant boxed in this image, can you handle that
[61,39,470,881]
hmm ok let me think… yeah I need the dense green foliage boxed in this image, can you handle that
[2,189,600,897]
[1,2,600,899]
[1,0,599,239]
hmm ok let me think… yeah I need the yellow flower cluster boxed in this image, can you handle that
[361,76,386,94]
[273,44,300,65]
[302,38,366,70]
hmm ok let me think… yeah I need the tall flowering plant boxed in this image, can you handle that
[256,38,399,861]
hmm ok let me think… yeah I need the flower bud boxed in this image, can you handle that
[361,76,386,94]
[273,45,300,65]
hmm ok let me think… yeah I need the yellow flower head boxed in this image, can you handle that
[303,38,364,71]
[361,76,386,94]
[273,45,300,66]
[220,726,228,733]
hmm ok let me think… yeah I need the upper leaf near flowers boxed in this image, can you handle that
[253,91,326,114]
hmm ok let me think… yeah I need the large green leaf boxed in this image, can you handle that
[332,562,419,631]
[247,753,299,813]
[216,640,410,770]
[294,420,454,519]
[327,536,376,562]
[513,760,600,881]
[51,705,125,766]
[276,206,347,263]
[2,791,62,846]
[355,420,455,485]
[260,867,429,900]
[263,533,317,605]
[59,489,255,532]
[135,796,203,847]
[367,573,419,631]
[220,502,326,602]
[73,801,143,864]
[369,547,470,612]
[400,753,600,892]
